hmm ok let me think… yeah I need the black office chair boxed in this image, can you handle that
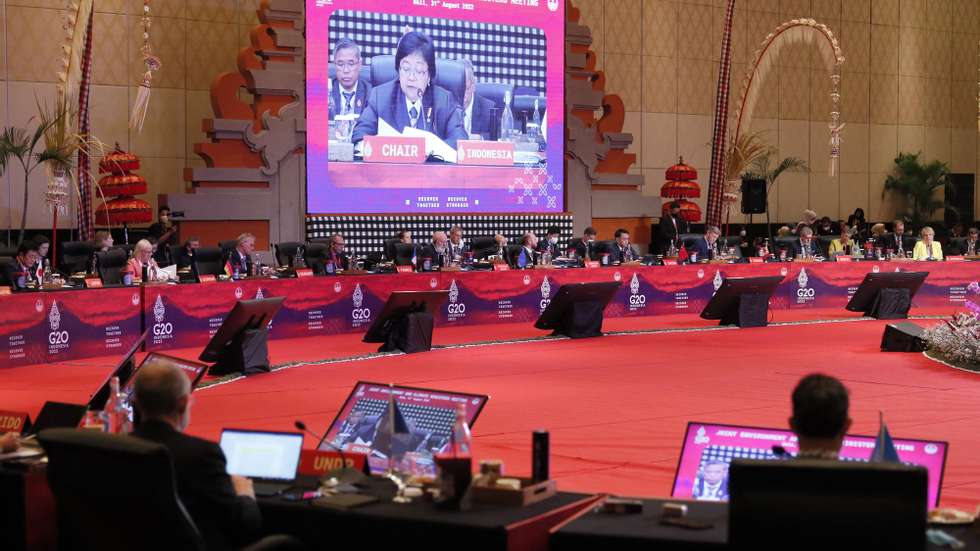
[369,55,467,106]
[474,82,514,110]
[393,243,418,267]
[304,242,329,275]
[505,244,527,268]
[274,242,303,267]
[96,249,128,285]
[774,236,797,255]
[218,240,238,256]
[511,94,544,126]
[116,243,135,257]
[193,247,224,278]
[678,233,701,250]
[383,238,400,261]
[40,428,206,551]
[817,235,835,256]
[0,256,18,287]
[39,429,306,551]
[468,236,497,260]
[947,236,968,255]
[59,240,95,275]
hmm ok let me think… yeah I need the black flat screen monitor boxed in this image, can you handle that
[845,271,928,315]
[26,401,88,436]
[87,329,149,410]
[199,297,285,363]
[317,381,489,475]
[729,458,928,549]
[533,281,622,332]
[362,290,449,343]
[700,275,783,321]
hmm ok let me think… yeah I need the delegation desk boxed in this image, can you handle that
[550,498,980,551]
[2,261,977,368]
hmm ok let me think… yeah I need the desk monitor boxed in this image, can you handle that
[362,290,450,348]
[534,281,622,338]
[729,459,927,549]
[699,275,783,328]
[671,421,947,509]
[317,381,489,476]
[87,328,149,410]
[26,401,87,436]
[846,271,928,319]
[199,297,285,376]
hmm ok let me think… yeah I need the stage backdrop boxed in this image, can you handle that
[306,0,565,214]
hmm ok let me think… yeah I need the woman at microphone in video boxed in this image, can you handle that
[352,30,467,151]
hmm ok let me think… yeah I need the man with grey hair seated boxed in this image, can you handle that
[330,37,371,119]
[458,58,495,138]
[790,225,820,258]
[132,359,262,551]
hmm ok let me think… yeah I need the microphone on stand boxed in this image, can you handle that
[295,420,366,485]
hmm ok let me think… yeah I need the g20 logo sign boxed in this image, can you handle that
[447,303,466,314]
[352,308,372,320]
[48,331,69,345]
[796,288,815,298]
[153,322,174,336]
[629,294,647,306]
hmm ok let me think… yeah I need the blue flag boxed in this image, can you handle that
[871,412,900,463]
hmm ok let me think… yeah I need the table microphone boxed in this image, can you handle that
[294,420,366,484]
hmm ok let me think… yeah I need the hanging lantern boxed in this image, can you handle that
[662,199,702,223]
[94,197,153,225]
[660,180,701,198]
[665,157,698,181]
[94,145,153,237]
[96,173,148,197]
[99,149,140,174]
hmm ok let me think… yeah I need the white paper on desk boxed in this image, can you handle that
[0,448,44,461]
[377,117,399,137]
[161,264,178,280]
[402,126,457,163]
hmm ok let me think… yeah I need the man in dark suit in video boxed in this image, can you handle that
[655,202,690,254]
[459,58,496,138]
[608,228,639,263]
[330,37,371,120]
[687,225,722,261]
[132,358,262,551]
[352,31,467,150]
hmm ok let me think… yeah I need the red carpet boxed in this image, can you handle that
[3,309,977,509]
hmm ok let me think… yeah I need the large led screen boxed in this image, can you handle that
[306,0,565,214]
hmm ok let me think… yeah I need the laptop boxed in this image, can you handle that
[25,401,88,436]
[219,429,304,497]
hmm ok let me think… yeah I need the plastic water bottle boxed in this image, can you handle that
[294,247,306,268]
[500,91,515,141]
[232,264,240,280]
[102,377,131,434]
[326,260,335,274]
[450,403,472,458]
[42,259,52,285]
[532,97,541,127]
[423,257,432,271]
[122,270,133,286]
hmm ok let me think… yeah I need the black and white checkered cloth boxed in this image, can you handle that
[328,9,547,94]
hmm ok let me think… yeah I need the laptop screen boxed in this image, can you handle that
[317,381,489,475]
[219,429,303,481]
[671,422,948,508]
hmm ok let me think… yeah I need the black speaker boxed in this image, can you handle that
[741,178,767,214]
[945,173,975,227]
[880,322,927,352]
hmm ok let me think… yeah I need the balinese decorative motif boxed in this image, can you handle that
[705,0,737,229]
[95,147,152,226]
[130,0,161,133]
[661,158,701,221]
[661,199,701,223]
[924,282,980,372]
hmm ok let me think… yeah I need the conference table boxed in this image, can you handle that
[550,498,980,550]
[1,261,977,368]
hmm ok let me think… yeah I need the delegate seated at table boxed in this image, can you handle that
[351,31,467,151]
[790,227,821,258]
[687,226,721,261]
[607,229,639,263]
[912,227,943,261]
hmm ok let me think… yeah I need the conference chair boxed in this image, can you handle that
[678,233,701,251]
[947,236,968,255]
[474,82,515,110]
[218,240,238,256]
[193,247,225,278]
[168,244,183,265]
[304,242,330,275]
[383,238,400,261]
[594,240,616,259]
[274,242,303,267]
[817,235,835,257]
[0,246,16,258]
[773,236,798,255]
[0,256,18,287]
[729,458,927,550]
[59,240,95,275]
[511,94,544,123]
[393,243,418,266]
[369,55,467,106]
[470,235,497,259]
[96,249,128,285]
[505,244,526,268]
[39,429,306,551]
[116,243,135,258]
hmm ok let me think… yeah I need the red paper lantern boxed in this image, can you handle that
[662,199,701,223]
[94,197,153,226]
[97,174,148,197]
[665,157,697,182]
[99,149,140,174]
[659,180,701,198]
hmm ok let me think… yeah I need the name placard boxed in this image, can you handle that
[584,261,600,268]
[493,262,510,271]
[0,410,29,433]
[457,140,515,166]
[662,259,678,266]
[198,274,216,284]
[362,135,426,164]
[294,268,315,278]
[946,255,965,262]
[396,265,415,274]
[0,286,11,296]
[748,257,764,264]
[835,256,852,262]
[297,449,369,477]
[84,277,103,288]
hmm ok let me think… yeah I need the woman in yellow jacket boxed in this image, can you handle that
[912,226,943,261]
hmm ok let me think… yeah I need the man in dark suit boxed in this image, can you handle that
[459,58,496,138]
[687,225,721,262]
[608,228,639,264]
[420,231,451,270]
[790,373,851,459]
[175,237,200,269]
[953,227,979,255]
[536,225,561,259]
[515,232,538,269]
[224,233,255,277]
[876,219,909,255]
[570,227,598,260]
[655,202,690,254]
[148,206,178,266]
[333,410,381,447]
[132,358,262,551]
[325,233,351,272]
[790,226,820,258]
[352,31,467,150]
[330,37,371,120]
[11,241,40,290]
[447,225,468,263]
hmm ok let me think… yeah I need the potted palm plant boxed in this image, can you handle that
[882,152,950,227]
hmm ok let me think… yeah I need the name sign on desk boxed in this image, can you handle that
[835,256,852,262]
[584,261,600,268]
[493,263,510,271]
[0,410,29,433]
[197,274,216,284]
[662,259,678,266]
[297,449,368,477]
[457,140,514,166]
[748,257,764,264]
[396,265,415,274]
[0,286,10,296]
[946,256,965,262]
[362,135,426,164]
[84,277,103,288]
[295,268,315,278]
